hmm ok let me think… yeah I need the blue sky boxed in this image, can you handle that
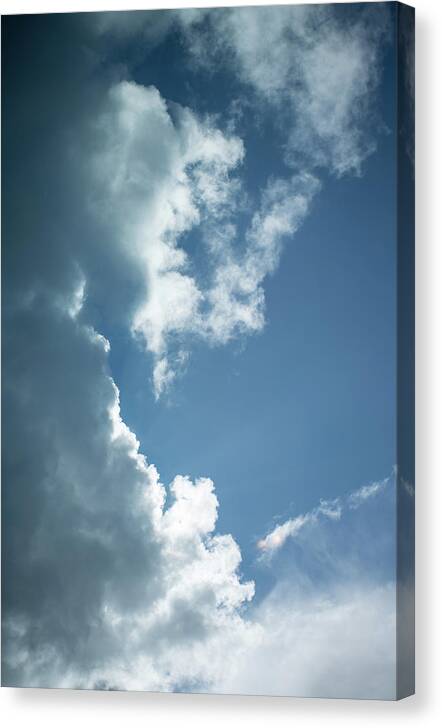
[103,8,398,579]
[2,2,414,699]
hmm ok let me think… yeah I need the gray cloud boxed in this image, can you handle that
[2,288,401,694]
[2,8,399,697]
[2,289,255,689]
[2,14,255,690]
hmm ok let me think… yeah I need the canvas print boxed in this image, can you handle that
[1,2,414,699]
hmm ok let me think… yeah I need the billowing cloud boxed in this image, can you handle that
[90,81,320,397]
[3,272,398,695]
[81,4,391,396]
[2,285,256,690]
[2,6,403,700]
[2,271,402,695]
[2,289,399,695]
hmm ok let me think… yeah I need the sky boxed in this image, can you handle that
[2,2,414,699]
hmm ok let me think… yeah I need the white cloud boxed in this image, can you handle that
[258,474,394,556]
[152,355,178,401]
[215,582,396,699]
[179,4,389,175]
[68,5,391,398]
[3,6,402,698]
[2,269,400,695]
[91,81,242,394]
[257,513,313,554]
[73,6,391,397]
[257,498,341,556]
[205,173,319,344]
[2,284,256,690]
[2,289,399,695]
[348,475,390,509]
[91,81,319,396]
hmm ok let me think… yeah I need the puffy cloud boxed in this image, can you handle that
[78,5,391,396]
[2,61,260,675]
[92,5,389,398]
[2,9,402,698]
[2,285,255,690]
[92,81,242,366]
[2,240,400,694]
[2,275,400,694]
[2,299,398,694]
[91,81,319,396]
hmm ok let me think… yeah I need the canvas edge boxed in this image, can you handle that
[395,0,415,702]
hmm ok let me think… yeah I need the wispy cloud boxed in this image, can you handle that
[257,497,341,554]
[348,475,390,509]
[84,4,390,398]
[215,463,401,699]
[2,5,402,699]
[257,472,395,557]
[92,82,320,397]
[179,4,390,175]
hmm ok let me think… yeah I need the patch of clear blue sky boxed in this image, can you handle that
[102,8,397,588]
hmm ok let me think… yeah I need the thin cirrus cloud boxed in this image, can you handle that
[257,472,394,557]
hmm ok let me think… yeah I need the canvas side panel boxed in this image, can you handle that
[396,1,415,701]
